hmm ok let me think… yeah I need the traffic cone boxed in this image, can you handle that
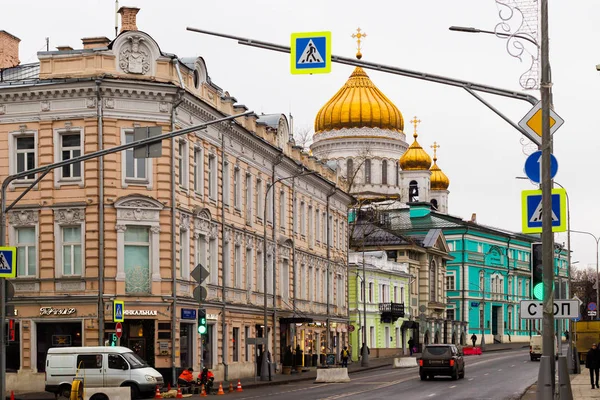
[167,383,171,391]
[236,380,243,392]
[154,386,162,399]
[176,385,183,399]
[228,382,234,392]
[10,391,15,400]
[200,384,207,397]
[217,382,225,395]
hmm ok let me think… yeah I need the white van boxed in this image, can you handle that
[529,335,558,361]
[45,346,163,399]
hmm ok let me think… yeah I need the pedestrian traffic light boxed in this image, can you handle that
[198,308,207,335]
[7,319,15,342]
[109,333,117,346]
[531,243,543,300]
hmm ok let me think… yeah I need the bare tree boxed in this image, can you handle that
[293,125,314,150]
[572,267,597,320]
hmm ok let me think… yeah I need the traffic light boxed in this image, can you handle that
[109,333,117,346]
[8,319,15,342]
[197,308,207,335]
[531,243,543,300]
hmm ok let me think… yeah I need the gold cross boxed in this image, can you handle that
[431,141,440,159]
[410,116,421,137]
[352,28,367,59]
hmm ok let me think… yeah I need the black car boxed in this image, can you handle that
[418,344,465,380]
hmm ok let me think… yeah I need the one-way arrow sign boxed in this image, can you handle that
[192,263,209,304]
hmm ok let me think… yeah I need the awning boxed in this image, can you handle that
[280,317,314,324]
[401,321,418,330]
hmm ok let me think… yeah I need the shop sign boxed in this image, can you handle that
[207,313,219,321]
[40,307,76,316]
[52,334,72,346]
[124,310,157,316]
[159,341,169,356]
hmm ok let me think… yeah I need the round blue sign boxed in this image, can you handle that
[524,151,558,184]
[588,302,597,311]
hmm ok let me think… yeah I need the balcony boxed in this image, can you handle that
[379,302,405,323]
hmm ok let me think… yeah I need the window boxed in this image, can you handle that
[244,326,250,362]
[246,248,253,292]
[196,234,207,273]
[429,259,436,301]
[431,199,438,210]
[300,202,306,236]
[62,226,82,276]
[256,179,264,221]
[267,254,273,294]
[446,274,455,290]
[234,244,241,288]
[315,209,320,242]
[409,180,419,202]
[178,140,189,188]
[395,161,399,186]
[281,260,289,300]
[267,183,274,223]
[59,132,82,180]
[447,309,455,321]
[208,154,217,200]
[179,227,189,279]
[15,135,36,180]
[400,286,405,303]
[308,206,314,247]
[257,251,264,292]
[108,354,128,370]
[234,167,241,210]
[233,327,240,362]
[309,266,314,301]
[124,131,148,183]
[194,146,204,195]
[346,159,354,180]
[322,213,327,243]
[382,160,388,184]
[77,354,103,369]
[125,226,150,294]
[360,280,365,302]
[15,227,36,277]
[368,282,374,303]
[333,218,338,249]
[364,159,371,184]
[245,174,252,224]
[393,286,397,303]
[300,264,306,299]
[209,237,218,285]
[223,162,230,206]
[223,240,230,287]
[279,190,286,230]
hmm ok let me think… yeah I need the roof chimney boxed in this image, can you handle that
[0,31,20,69]
[82,36,111,49]
[118,6,140,33]
[470,213,477,222]
[56,45,74,52]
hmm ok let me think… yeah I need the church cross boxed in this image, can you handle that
[410,116,421,137]
[431,141,440,159]
[352,28,367,59]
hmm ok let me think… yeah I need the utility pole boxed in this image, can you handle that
[537,0,555,398]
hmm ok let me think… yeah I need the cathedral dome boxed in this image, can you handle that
[314,67,404,134]
[399,117,431,171]
[430,142,449,190]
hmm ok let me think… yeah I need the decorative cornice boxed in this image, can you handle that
[8,210,38,226]
[54,208,85,225]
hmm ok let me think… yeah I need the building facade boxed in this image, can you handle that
[0,8,353,392]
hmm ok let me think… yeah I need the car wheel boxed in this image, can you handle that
[420,373,427,381]
[459,369,465,379]
[58,384,71,399]
[530,355,535,361]
[451,369,458,380]
[122,383,140,400]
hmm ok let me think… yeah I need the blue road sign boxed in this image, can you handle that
[113,300,124,323]
[521,189,567,233]
[470,302,480,307]
[524,151,558,184]
[290,32,331,75]
[181,309,197,320]
[589,302,597,311]
[0,247,16,278]
[573,314,581,322]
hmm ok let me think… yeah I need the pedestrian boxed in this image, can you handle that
[586,343,600,389]
[360,342,370,358]
[408,337,415,356]
[564,331,570,341]
[471,333,478,347]
[341,346,349,368]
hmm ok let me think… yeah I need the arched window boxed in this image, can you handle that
[409,180,419,202]
[430,259,436,301]
[395,161,400,186]
[479,271,485,298]
[381,160,388,184]
[364,159,372,184]
[346,159,354,180]
[431,199,438,210]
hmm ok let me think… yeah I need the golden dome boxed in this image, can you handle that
[399,117,432,171]
[314,66,404,133]
[430,141,450,190]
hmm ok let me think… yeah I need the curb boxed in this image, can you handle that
[239,362,393,389]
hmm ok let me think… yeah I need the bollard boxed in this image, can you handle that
[558,356,573,400]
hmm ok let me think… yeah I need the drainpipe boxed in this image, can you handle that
[270,154,283,369]
[292,179,297,312]
[171,58,185,384]
[95,78,105,345]
[221,125,227,380]
[325,186,337,363]
[461,230,467,342]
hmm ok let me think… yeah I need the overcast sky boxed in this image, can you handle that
[3,0,599,272]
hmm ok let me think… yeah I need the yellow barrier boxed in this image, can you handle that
[70,380,83,400]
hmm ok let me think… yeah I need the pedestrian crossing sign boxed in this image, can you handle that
[290,31,331,75]
[521,188,567,233]
[113,300,125,323]
[0,246,16,278]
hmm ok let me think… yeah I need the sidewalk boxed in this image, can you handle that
[5,343,525,400]
[521,372,597,399]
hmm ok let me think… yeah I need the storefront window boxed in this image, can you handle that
[6,321,20,372]
[180,323,193,369]
[36,322,82,372]
[124,226,150,294]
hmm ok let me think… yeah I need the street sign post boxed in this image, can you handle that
[0,247,16,278]
[524,151,558,184]
[115,322,122,338]
[290,31,331,75]
[519,300,579,319]
[518,100,564,145]
[521,188,567,233]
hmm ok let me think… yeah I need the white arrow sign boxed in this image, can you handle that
[573,295,583,307]
[519,300,579,319]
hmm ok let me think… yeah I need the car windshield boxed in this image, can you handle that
[424,346,450,356]
[122,352,149,369]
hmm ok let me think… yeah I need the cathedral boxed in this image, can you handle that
[310,43,450,212]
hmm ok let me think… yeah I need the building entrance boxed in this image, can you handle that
[36,321,82,372]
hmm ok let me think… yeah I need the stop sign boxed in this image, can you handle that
[115,322,123,338]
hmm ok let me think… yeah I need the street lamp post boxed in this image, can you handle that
[570,230,600,319]
[261,169,316,381]
[449,26,539,47]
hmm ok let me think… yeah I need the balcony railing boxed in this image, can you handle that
[378,302,405,322]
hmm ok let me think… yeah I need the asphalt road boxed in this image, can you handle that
[230,348,539,400]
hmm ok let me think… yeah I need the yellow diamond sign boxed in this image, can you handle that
[518,101,564,144]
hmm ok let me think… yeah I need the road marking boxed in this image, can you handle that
[498,369,502,371]
[484,373,489,375]
[449,385,457,388]
[428,395,436,398]
[511,365,515,367]
[468,378,474,381]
